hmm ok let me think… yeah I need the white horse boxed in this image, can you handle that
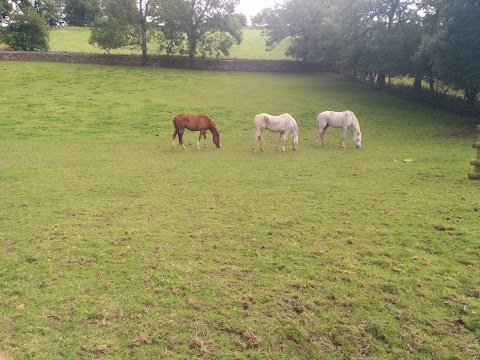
[316,110,362,148]
[252,113,299,152]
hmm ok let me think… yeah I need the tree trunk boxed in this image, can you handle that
[141,42,147,65]
[188,30,198,59]
[429,73,435,93]
[413,75,422,91]
[377,73,386,88]
[465,88,479,107]
[139,0,148,65]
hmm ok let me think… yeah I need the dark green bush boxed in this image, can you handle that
[3,9,49,51]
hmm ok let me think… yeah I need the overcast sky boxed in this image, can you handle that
[236,0,283,20]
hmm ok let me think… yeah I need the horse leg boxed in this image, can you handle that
[315,126,321,146]
[316,126,325,146]
[340,127,347,148]
[172,129,178,150]
[252,130,263,152]
[320,124,329,146]
[260,134,266,151]
[203,131,207,148]
[178,129,187,150]
[276,131,286,151]
[196,131,203,150]
[280,131,288,152]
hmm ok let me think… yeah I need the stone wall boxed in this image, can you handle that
[0,51,328,73]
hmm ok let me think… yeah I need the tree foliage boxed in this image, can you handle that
[0,0,12,24]
[88,17,131,51]
[252,0,327,62]
[158,0,242,58]
[431,0,480,105]
[64,0,101,26]
[88,0,161,63]
[2,8,49,50]
[12,0,62,25]
[255,0,480,105]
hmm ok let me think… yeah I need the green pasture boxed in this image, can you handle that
[32,27,290,60]
[0,61,479,359]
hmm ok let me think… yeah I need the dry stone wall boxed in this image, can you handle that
[0,51,328,73]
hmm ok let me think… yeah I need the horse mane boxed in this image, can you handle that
[347,111,361,134]
[208,118,219,136]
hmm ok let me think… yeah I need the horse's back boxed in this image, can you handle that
[253,113,270,128]
[317,111,336,121]
[317,110,351,128]
[173,113,189,128]
[173,113,212,130]
[278,113,295,122]
[255,113,296,132]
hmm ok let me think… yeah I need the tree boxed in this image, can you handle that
[158,0,242,58]
[252,0,348,63]
[89,17,130,51]
[12,0,63,25]
[0,0,12,25]
[253,0,321,62]
[89,0,161,64]
[344,0,422,87]
[233,12,247,27]
[410,2,440,91]
[2,8,49,50]
[64,0,101,26]
[432,0,480,105]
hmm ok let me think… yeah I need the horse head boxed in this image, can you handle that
[354,132,362,148]
[211,124,221,148]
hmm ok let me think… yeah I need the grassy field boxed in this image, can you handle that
[1,61,479,359]
[20,27,290,60]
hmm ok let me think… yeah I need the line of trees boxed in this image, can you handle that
[253,0,480,106]
[0,0,246,61]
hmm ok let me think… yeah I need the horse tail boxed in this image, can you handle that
[292,118,299,150]
[316,113,322,131]
[316,112,329,131]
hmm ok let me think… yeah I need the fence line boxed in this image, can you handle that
[345,73,480,117]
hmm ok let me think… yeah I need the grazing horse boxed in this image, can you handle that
[252,113,299,152]
[316,110,362,148]
[172,113,221,150]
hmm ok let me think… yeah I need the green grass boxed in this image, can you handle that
[1,61,479,359]
[41,27,291,60]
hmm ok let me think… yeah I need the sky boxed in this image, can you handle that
[236,0,283,20]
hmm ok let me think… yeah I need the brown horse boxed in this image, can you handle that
[172,113,221,150]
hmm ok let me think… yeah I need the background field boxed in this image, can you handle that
[0,61,479,359]
[0,27,290,60]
